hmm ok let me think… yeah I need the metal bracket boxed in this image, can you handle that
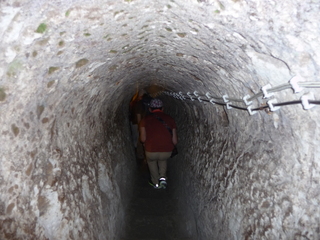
[223,95,232,109]
[193,91,203,102]
[261,84,274,99]
[267,99,280,111]
[247,106,257,115]
[301,93,315,110]
[187,92,194,101]
[206,92,212,100]
[289,75,304,93]
[226,102,233,109]
[243,94,252,106]
[223,94,229,103]
[210,99,215,105]
[179,91,185,100]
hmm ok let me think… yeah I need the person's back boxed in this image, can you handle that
[142,112,176,153]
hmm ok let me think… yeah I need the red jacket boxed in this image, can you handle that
[140,111,176,152]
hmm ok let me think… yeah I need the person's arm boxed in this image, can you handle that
[136,113,141,124]
[140,127,146,143]
[172,128,178,145]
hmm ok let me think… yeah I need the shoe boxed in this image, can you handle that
[148,181,160,189]
[159,178,167,189]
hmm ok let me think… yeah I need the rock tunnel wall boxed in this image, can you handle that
[1,0,320,239]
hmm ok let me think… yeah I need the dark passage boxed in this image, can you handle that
[122,164,192,240]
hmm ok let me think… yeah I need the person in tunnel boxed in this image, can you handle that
[139,98,178,189]
[129,90,153,163]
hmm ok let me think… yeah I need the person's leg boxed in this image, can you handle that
[145,152,160,185]
[157,152,171,179]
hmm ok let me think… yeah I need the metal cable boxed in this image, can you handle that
[162,80,320,115]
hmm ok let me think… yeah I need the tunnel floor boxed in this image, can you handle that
[122,161,192,240]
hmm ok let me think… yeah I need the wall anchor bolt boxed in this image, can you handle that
[261,84,274,98]
[187,92,194,101]
[210,99,215,105]
[247,106,257,115]
[223,95,232,109]
[243,95,252,106]
[226,102,233,109]
[267,98,280,111]
[193,91,202,102]
[179,91,185,100]
[289,75,304,93]
[301,93,315,110]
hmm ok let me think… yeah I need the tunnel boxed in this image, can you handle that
[1,0,320,239]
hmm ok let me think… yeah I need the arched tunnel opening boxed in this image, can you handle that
[1,0,320,239]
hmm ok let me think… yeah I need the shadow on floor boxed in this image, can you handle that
[121,161,193,240]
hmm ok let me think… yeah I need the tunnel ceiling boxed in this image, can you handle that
[2,0,319,100]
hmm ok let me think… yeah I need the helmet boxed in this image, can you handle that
[149,98,163,108]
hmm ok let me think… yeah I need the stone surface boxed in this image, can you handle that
[122,166,192,240]
[1,0,320,239]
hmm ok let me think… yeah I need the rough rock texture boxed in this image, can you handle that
[1,0,320,239]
